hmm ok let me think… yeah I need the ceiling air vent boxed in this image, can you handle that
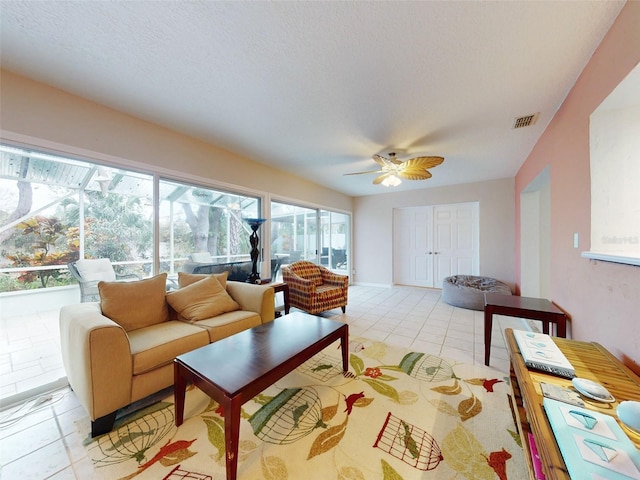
[513,112,539,129]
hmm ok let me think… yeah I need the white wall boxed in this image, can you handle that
[520,168,551,298]
[353,178,515,287]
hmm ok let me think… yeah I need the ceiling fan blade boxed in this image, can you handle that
[373,173,391,185]
[398,170,432,180]
[343,169,384,176]
[404,156,445,169]
[372,154,388,167]
[351,153,443,184]
[387,154,403,165]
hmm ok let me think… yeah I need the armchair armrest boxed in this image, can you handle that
[319,267,349,288]
[226,281,275,323]
[59,303,133,421]
[283,271,316,294]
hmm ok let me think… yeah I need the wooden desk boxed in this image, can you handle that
[505,328,640,480]
[484,293,567,366]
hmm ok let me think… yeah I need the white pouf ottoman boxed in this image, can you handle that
[442,275,512,311]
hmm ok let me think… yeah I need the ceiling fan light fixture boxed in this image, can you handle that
[381,174,402,187]
[344,151,443,187]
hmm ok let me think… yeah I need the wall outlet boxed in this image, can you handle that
[573,233,579,249]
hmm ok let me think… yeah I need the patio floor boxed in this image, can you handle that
[0,309,66,402]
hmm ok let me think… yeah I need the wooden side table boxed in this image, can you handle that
[505,328,640,480]
[261,279,290,316]
[484,293,567,366]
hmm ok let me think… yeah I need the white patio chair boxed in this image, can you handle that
[67,258,139,302]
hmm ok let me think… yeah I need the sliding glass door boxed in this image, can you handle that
[270,201,350,277]
[270,202,318,267]
[319,210,349,273]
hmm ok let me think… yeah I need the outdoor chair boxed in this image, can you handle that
[281,260,348,315]
[68,258,140,302]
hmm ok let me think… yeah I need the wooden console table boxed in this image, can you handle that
[505,328,640,480]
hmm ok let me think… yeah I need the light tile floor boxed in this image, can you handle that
[0,284,535,479]
[1,309,67,401]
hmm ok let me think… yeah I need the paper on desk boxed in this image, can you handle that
[574,433,640,479]
[560,403,616,440]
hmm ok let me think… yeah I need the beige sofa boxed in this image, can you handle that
[60,272,275,436]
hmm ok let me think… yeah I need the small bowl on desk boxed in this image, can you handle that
[617,400,640,436]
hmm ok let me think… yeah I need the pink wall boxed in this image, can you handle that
[515,1,640,372]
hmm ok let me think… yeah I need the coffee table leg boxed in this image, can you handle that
[174,362,186,426]
[340,326,349,373]
[484,308,493,366]
[224,397,242,480]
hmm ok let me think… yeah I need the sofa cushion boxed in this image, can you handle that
[99,273,169,331]
[193,310,262,342]
[128,321,210,375]
[167,275,240,322]
[178,271,228,289]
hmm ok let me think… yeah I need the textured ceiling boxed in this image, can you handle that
[0,1,625,197]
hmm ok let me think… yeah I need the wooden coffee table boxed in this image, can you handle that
[174,312,349,480]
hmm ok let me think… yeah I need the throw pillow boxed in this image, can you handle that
[167,275,240,322]
[99,273,169,331]
[178,271,228,289]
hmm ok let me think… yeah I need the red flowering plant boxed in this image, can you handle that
[3,216,78,288]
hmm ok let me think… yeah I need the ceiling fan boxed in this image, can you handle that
[344,152,444,187]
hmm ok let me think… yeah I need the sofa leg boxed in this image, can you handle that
[91,411,117,437]
[341,306,346,313]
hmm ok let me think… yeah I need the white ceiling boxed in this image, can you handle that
[0,1,625,197]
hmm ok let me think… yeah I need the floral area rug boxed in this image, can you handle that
[81,336,526,479]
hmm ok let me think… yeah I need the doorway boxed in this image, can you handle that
[520,167,551,297]
[393,202,479,288]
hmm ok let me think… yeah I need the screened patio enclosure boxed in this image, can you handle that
[0,144,262,295]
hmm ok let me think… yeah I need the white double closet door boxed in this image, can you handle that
[393,202,479,288]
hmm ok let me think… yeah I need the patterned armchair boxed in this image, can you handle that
[281,260,349,314]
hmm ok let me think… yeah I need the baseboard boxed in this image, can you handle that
[0,377,69,411]
[352,282,393,288]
